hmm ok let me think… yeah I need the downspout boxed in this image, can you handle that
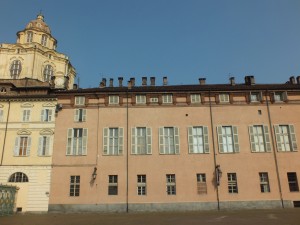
[1,100,11,165]
[209,91,220,210]
[265,90,284,208]
[96,94,100,165]
[31,45,36,78]
[126,89,129,213]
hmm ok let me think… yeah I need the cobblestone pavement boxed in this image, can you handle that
[1,209,300,225]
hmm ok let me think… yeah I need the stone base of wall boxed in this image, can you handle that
[49,200,293,213]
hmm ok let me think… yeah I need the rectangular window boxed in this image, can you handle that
[70,176,80,196]
[41,35,47,46]
[0,109,3,122]
[274,125,297,151]
[66,128,88,155]
[131,127,152,154]
[14,136,31,156]
[38,136,52,156]
[228,173,238,193]
[75,96,85,106]
[188,126,209,153]
[162,94,173,104]
[259,172,270,193]
[74,109,87,122]
[250,92,262,102]
[136,95,146,104]
[287,172,299,192]
[109,95,119,105]
[137,175,147,196]
[219,94,229,103]
[22,109,31,122]
[217,126,239,153]
[197,173,207,194]
[249,125,271,152]
[274,92,287,102]
[150,97,158,103]
[108,175,118,195]
[103,128,124,155]
[159,127,180,154]
[41,109,53,122]
[166,174,176,195]
[191,94,201,103]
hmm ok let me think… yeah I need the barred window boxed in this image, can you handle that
[70,176,80,196]
[10,60,22,78]
[8,172,29,182]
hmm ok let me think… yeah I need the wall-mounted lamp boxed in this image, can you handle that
[55,104,63,113]
[215,165,222,186]
[92,167,97,180]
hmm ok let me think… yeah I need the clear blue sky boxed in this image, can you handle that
[1,0,300,88]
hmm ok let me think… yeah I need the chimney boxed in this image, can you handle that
[73,84,78,89]
[130,77,135,87]
[289,76,296,84]
[128,80,132,89]
[118,77,123,87]
[245,75,255,85]
[199,78,206,85]
[297,76,300,84]
[150,77,155,86]
[102,78,106,87]
[142,77,147,86]
[109,78,114,87]
[230,77,235,86]
[163,77,168,86]
[99,81,105,88]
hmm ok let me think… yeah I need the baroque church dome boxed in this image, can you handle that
[25,14,51,34]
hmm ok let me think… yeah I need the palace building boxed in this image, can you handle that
[1,15,300,213]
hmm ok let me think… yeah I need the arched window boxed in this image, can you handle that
[8,172,29,182]
[27,31,33,43]
[41,34,47,46]
[43,65,54,81]
[10,60,22,79]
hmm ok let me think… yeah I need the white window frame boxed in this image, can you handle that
[14,136,31,156]
[217,126,239,153]
[219,94,229,103]
[27,31,33,43]
[103,127,124,155]
[137,175,147,196]
[250,92,262,102]
[259,172,270,193]
[274,124,297,151]
[166,174,176,195]
[197,173,207,194]
[108,175,118,195]
[43,65,54,82]
[248,125,271,152]
[66,128,88,155]
[159,127,180,154]
[188,126,209,153]
[74,109,87,122]
[136,95,146,104]
[227,173,238,193]
[131,127,152,154]
[162,94,173,104]
[41,108,53,122]
[70,175,80,197]
[38,135,53,156]
[75,96,85,106]
[274,92,287,102]
[22,109,31,122]
[10,60,22,78]
[109,95,119,105]
[191,94,201,104]
[41,34,47,46]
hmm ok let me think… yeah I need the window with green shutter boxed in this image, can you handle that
[217,126,239,153]
[66,128,88,155]
[103,127,124,155]
[159,127,180,154]
[131,127,152,154]
[188,126,209,153]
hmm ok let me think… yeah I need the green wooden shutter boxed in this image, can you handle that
[203,126,209,153]
[118,127,124,155]
[232,126,239,153]
[274,125,282,151]
[174,127,180,154]
[289,125,298,151]
[66,128,73,155]
[48,136,53,155]
[14,137,20,156]
[41,109,45,121]
[26,137,31,156]
[283,92,288,101]
[188,127,193,153]
[248,126,256,152]
[217,126,224,153]
[74,109,79,122]
[131,127,136,154]
[259,92,263,102]
[103,128,108,155]
[146,127,152,154]
[159,127,164,154]
[82,128,88,155]
[38,136,43,156]
[82,109,87,122]
[263,125,272,152]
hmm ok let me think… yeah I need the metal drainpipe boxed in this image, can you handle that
[126,89,129,213]
[1,100,11,165]
[265,90,284,208]
[209,91,220,210]
[31,45,36,78]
